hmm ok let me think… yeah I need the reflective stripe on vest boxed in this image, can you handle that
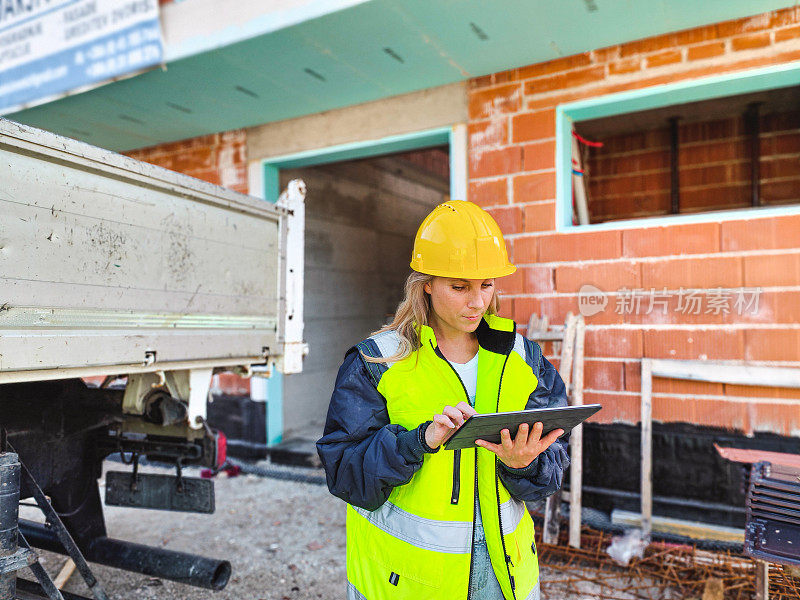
[352,501,472,554]
[350,578,540,600]
[523,580,541,600]
[500,497,525,535]
[350,576,540,600]
[347,582,367,600]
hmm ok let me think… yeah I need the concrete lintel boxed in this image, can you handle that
[246,82,467,162]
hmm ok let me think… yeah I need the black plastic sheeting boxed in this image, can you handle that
[207,395,800,530]
[578,422,800,528]
[206,395,267,460]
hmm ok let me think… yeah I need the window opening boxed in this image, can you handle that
[571,85,800,225]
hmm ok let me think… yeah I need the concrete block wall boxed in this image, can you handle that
[468,7,800,435]
[279,156,448,438]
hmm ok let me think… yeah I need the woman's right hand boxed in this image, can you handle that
[424,401,477,449]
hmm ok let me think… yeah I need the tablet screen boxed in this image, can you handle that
[443,404,601,451]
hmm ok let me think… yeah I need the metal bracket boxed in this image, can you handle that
[9,445,109,600]
[19,534,66,600]
[123,368,212,430]
[0,548,35,574]
[187,368,212,429]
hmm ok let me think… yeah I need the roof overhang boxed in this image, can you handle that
[5,0,794,151]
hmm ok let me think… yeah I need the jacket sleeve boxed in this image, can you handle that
[316,348,434,511]
[497,349,571,503]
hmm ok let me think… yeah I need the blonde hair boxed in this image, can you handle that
[364,271,500,364]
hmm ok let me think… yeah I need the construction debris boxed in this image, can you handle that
[536,523,800,600]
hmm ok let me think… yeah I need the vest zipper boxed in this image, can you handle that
[451,450,461,504]
[428,341,476,599]
[430,341,470,506]
[495,353,517,600]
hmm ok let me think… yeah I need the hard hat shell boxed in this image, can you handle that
[410,200,516,279]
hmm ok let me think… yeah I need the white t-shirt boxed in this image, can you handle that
[449,351,478,406]
[447,352,493,537]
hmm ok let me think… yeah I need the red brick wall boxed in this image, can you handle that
[585,110,800,223]
[124,130,248,194]
[469,7,800,434]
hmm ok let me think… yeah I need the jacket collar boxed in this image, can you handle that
[419,313,516,355]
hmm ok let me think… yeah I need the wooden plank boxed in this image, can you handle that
[543,495,561,545]
[755,560,770,600]
[650,359,800,389]
[54,559,76,590]
[540,313,575,546]
[559,313,578,393]
[714,445,800,469]
[571,132,590,225]
[526,313,550,339]
[641,358,653,542]
[569,315,585,549]
[525,331,565,342]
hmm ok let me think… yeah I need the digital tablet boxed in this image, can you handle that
[443,404,602,451]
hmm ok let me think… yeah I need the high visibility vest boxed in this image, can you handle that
[346,314,540,600]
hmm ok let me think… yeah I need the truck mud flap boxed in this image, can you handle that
[105,471,215,514]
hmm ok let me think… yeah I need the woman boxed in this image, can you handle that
[317,201,570,600]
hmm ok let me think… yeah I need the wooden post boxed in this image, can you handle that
[526,313,549,338]
[669,117,680,214]
[537,313,574,545]
[640,359,653,542]
[543,495,561,545]
[755,561,769,600]
[571,132,590,225]
[568,315,585,549]
[560,313,577,393]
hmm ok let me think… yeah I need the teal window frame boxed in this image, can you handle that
[262,127,453,202]
[556,60,800,232]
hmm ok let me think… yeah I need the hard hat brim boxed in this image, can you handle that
[410,263,517,279]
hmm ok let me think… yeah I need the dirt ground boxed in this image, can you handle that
[29,462,346,600]
[21,462,663,600]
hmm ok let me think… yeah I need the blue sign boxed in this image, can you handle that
[0,0,163,114]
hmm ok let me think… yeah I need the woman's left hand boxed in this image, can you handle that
[475,422,564,470]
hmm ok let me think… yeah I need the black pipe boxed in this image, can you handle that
[530,511,743,553]
[745,102,761,207]
[669,117,680,214]
[18,521,231,591]
[578,484,747,514]
[0,453,21,600]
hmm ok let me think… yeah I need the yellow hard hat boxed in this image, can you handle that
[410,200,516,279]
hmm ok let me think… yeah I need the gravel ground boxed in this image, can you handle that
[28,462,347,600]
[21,462,668,600]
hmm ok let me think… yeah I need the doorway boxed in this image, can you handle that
[279,144,451,442]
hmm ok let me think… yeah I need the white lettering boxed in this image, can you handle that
[0,64,67,96]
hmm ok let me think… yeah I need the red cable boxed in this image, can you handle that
[572,130,604,148]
